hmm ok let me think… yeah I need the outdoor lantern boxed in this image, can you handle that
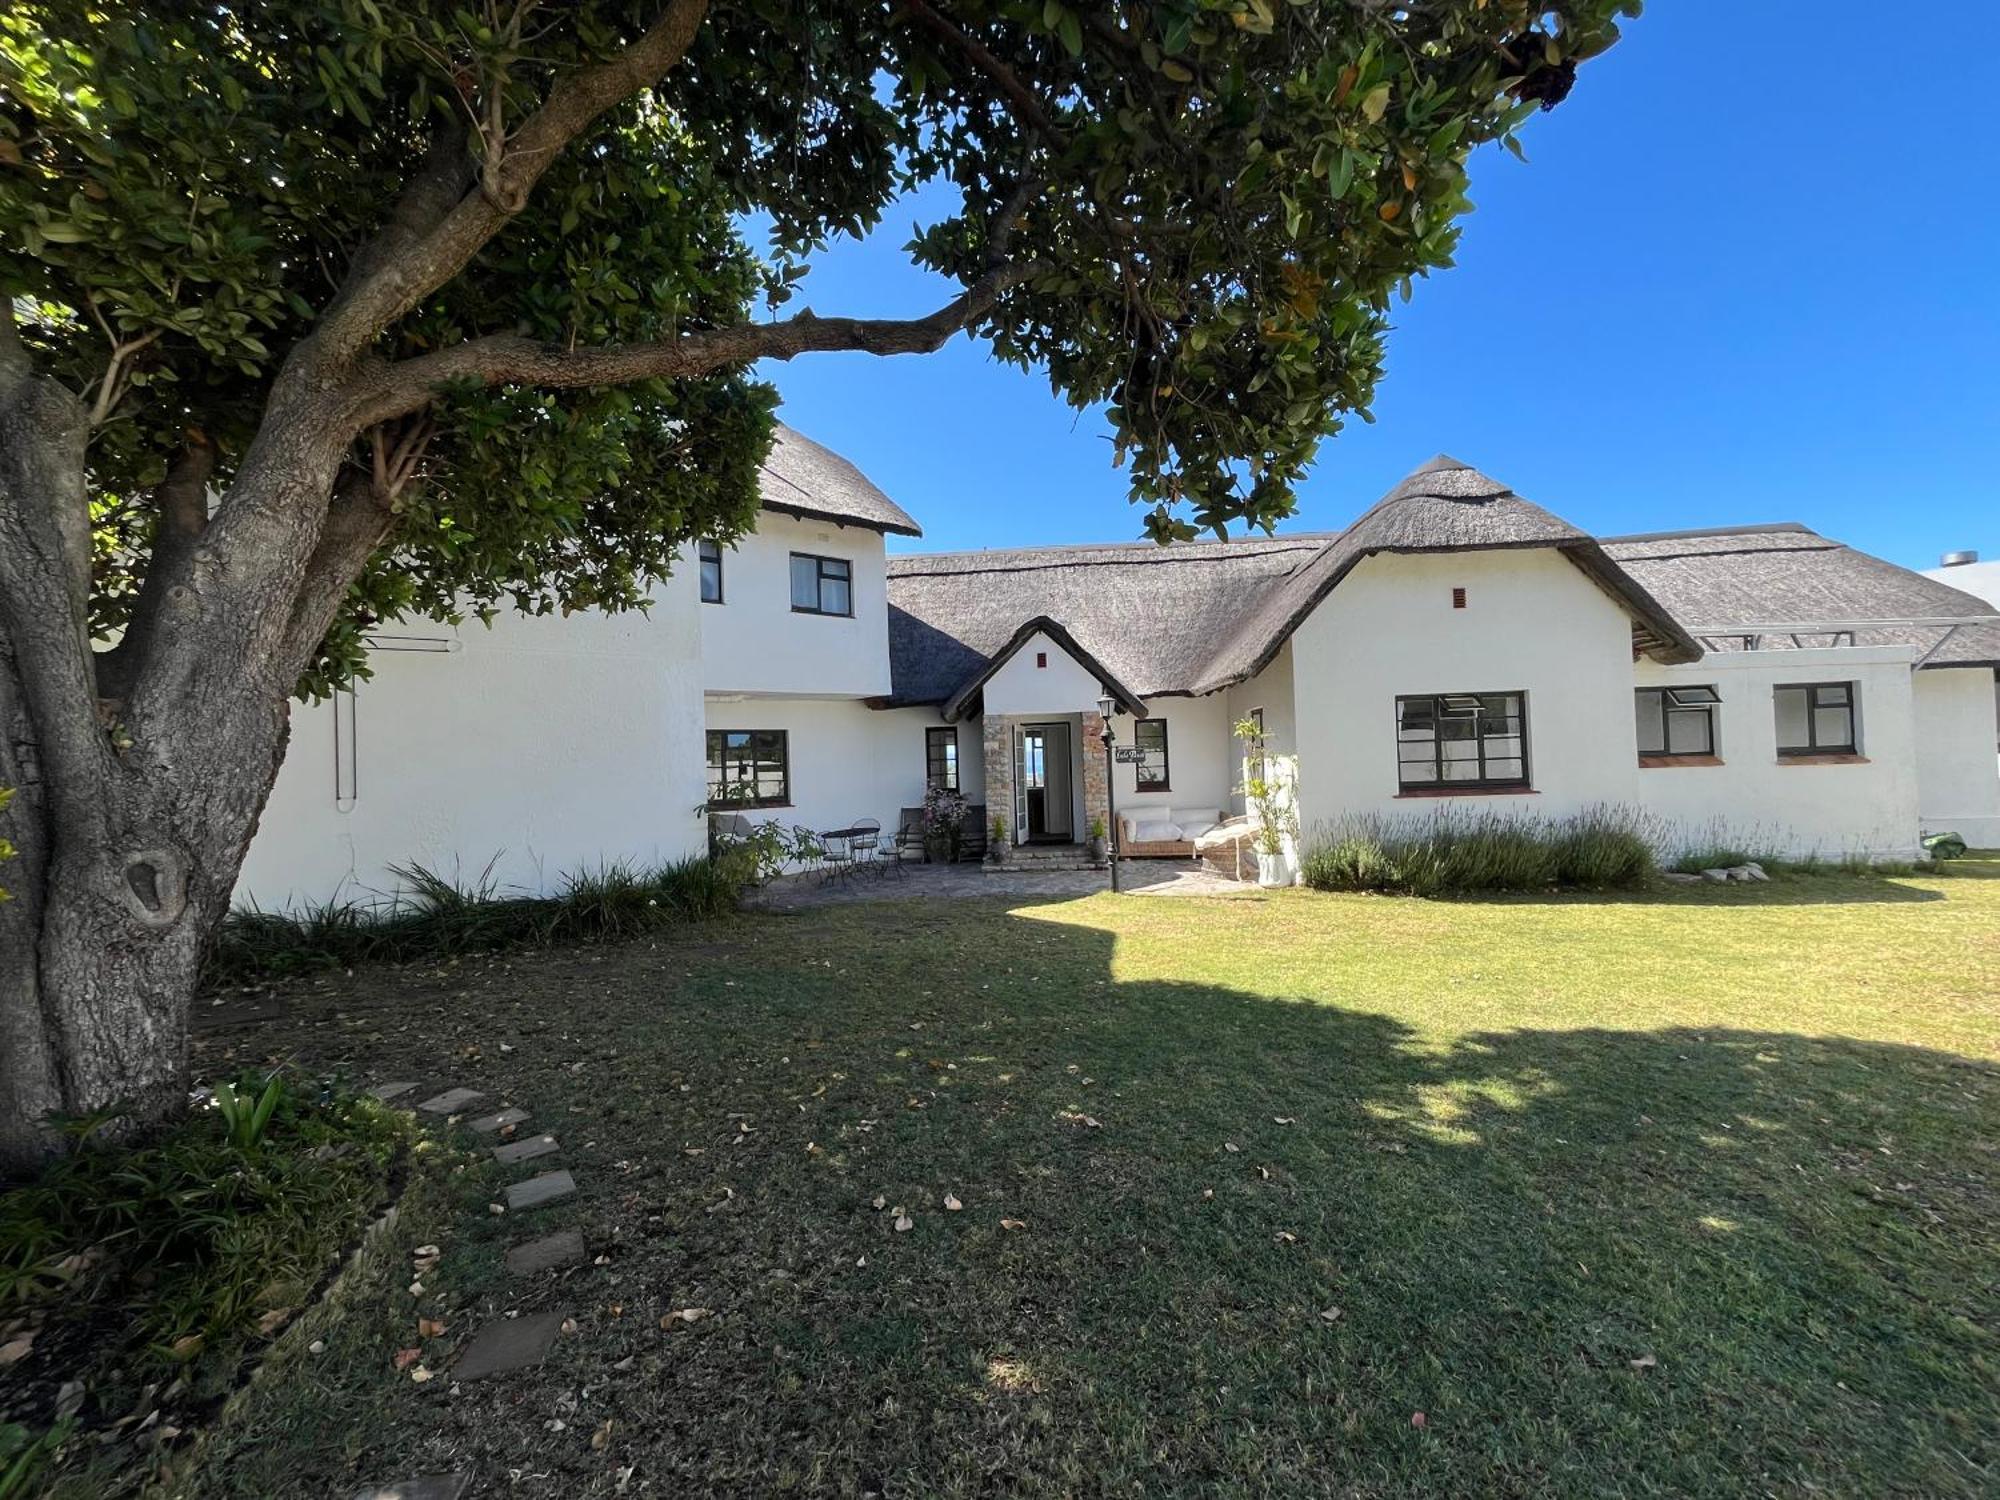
[1096,691,1116,724]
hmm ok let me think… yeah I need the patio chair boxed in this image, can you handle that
[820,827,855,883]
[849,817,883,878]
[896,812,924,868]
[958,803,988,863]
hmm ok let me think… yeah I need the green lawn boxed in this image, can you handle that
[186,862,2000,1498]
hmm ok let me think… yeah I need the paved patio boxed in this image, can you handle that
[742,858,1262,910]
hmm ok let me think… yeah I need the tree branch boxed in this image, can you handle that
[277,469,398,675]
[309,0,711,371]
[347,259,1039,430]
[897,0,1063,142]
[95,430,215,707]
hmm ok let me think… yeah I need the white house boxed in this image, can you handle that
[237,434,2000,907]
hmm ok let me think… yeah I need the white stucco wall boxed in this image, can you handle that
[1104,693,1235,826]
[1225,644,1298,816]
[237,578,709,912]
[1912,666,2000,846]
[702,696,979,849]
[696,510,890,698]
[1288,548,1644,833]
[1630,647,1923,859]
[980,629,1112,717]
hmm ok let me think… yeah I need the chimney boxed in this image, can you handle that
[1939,550,1978,567]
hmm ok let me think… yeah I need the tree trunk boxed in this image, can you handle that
[0,337,316,1178]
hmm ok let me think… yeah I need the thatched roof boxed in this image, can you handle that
[938,617,1150,722]
[759,425,922,538]
[881,456,1995,711]
[1603,524,2000,669]
[885,456,1698,708]
[884,534,1322,707]
[1187,456,1701,692]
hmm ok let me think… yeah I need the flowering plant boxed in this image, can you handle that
[922,784,969,861]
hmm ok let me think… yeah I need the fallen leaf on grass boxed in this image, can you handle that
[660,1308,711,1328]
[591,1418,614,1451]
[256,1307,292,1336]
[409,1365,434,1383]
[1410,1411,1427,1430]
[999,1218,1027,1232]
[1223,1142,1240,1153]
[871,1194,886,1211]
[560,1318,578,1336]
[943,1193,963,1211]
[1274,1117,1297,1125]
[0,1334,34,1367]
[1274,1231,1297,1244]
[1630,1353,1657,1371]
[1318,1307,1343,1323]
[893,1211,914,1232]
[168,1334,204,1362]
[392,1347,422,1371]
[417,1318,446,1338]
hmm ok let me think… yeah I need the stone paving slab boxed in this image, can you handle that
[368,1082,418,1104]
[492,1133,559,1165]
[506,1229,587,1277]
[504,1170,576,1211]
[453,1310,565,1382]
[351,1478,470,1500]
[468,1106,529,1134]
[416,1086,485,1115]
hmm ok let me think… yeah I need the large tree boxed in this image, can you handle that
[0,0,1633,1168]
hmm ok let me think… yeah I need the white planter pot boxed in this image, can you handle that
[1256,850,1289,888]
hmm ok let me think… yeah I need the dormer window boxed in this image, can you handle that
[790,553,852,617]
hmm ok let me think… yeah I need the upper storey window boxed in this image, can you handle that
[790,553,852,616]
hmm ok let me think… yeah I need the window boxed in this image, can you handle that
[1774,682,1857,757]
[698,540,723,604]
[706,730,789,808]
[1635,685,1720,759]
[925,726,959,791]
[1134,718,1171,791]
[790,553,852,616]
[1395,692,1529,790]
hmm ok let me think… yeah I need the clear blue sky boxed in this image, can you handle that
[755,3,1999,571]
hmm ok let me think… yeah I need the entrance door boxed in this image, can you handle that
[1017,722,1075,843]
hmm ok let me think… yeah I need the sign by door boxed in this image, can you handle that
[1114,746,1146,764]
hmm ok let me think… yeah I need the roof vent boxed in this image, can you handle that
[1939,549,1978,567]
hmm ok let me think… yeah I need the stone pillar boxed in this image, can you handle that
[981,714,1013,853]
[1079,710,1110,861]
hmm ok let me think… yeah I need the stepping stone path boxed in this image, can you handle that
[362,1072,605,1496]
[351,1479,470,1500]
[506,1229,587,1277]
[416,1086,485,1115]
[505,1170,576,1211]
[452,1310,566,1381]
[491,1133,560,1166]
[467,1106,529,1134]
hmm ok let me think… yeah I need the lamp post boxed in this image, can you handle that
[1096,691,1120,893]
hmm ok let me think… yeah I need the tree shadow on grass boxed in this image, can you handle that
[187,899,2000,1500]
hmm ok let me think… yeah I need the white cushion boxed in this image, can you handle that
[1128,819,1184,842]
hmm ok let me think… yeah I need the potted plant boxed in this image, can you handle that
[988,812,1008,862]
[1087,813,1108,865]
[1234,718,1297,888]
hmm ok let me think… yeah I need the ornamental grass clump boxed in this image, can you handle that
[1301,806,1656,895]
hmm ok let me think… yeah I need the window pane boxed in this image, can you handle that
[1774,687,1810,749]
[1635,690,1666,754]
[790,555,818,609]
[1814,704,1852,748]
[1665,709,1709,754]
[1819,684,1850,706]
[820,576,850,616]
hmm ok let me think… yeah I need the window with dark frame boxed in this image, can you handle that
[1635,685,1720,759]
[1134,718,1171,791]
[705,729,789,808]
[925,726,959,791]
[698,539,723,604]
[789,552,852,616]
[1774,681,1857,757]
[1395,692,1529,790]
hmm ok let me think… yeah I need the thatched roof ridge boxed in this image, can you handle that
[759,425,922,537]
